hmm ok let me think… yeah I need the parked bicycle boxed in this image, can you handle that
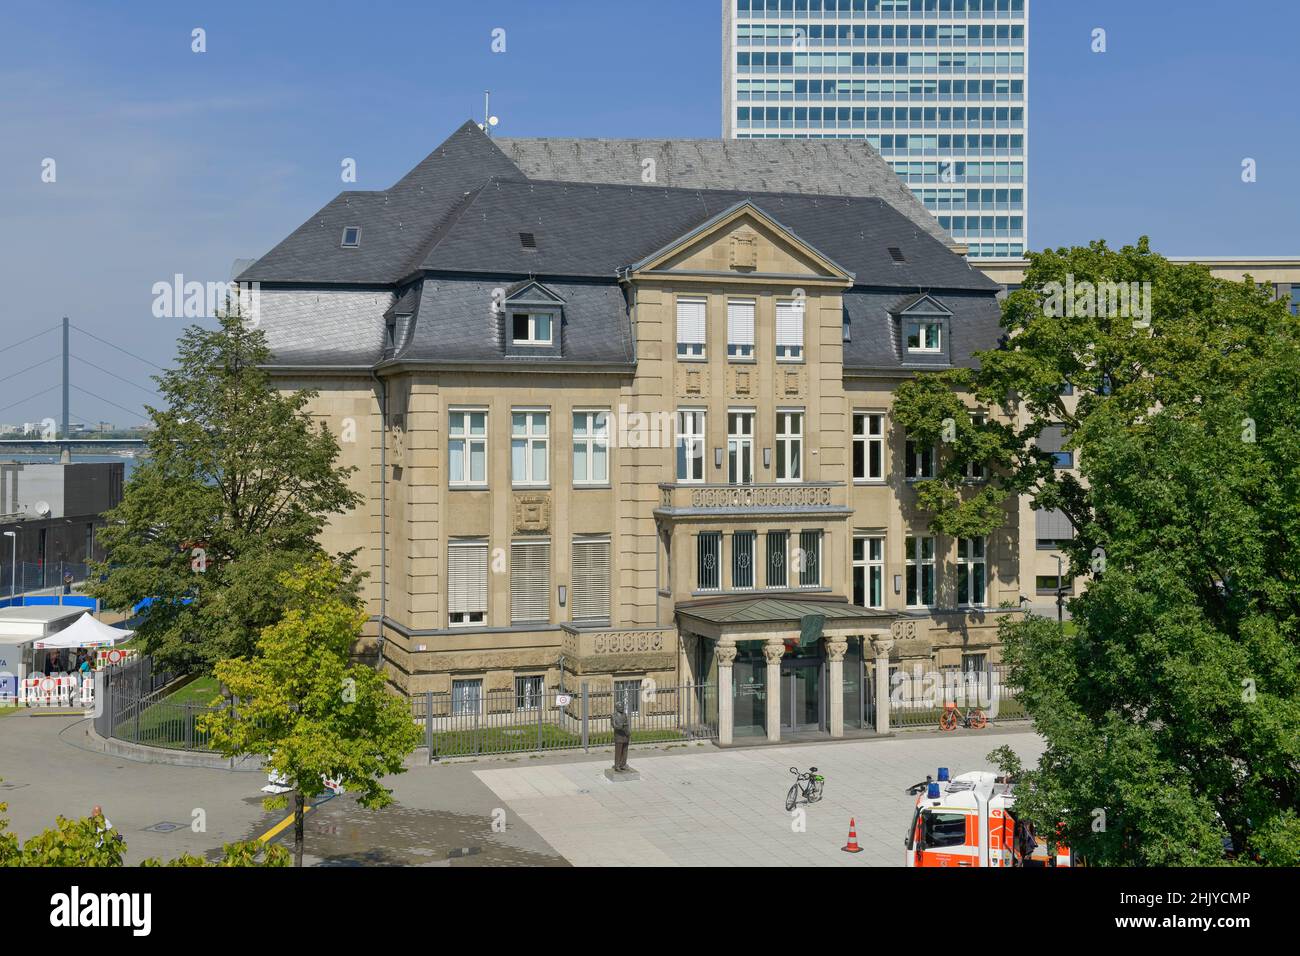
[939,701,988,732]
[785,766,825,811]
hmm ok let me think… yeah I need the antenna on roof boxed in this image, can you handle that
[480,90,499,137]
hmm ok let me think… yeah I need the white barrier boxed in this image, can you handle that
[19,673,92,708]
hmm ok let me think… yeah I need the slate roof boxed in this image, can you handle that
[495,136,955,249]
[843,289,1002,372]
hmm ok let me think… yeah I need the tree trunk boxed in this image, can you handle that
[294,790,305,868]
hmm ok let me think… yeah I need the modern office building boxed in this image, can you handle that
[239,121,1022,744]
[723,0,1029,259]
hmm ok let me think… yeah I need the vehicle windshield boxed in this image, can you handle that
[922,810,967,849]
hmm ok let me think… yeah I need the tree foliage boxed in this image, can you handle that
[87,313,362,671]
[200,557,420,865]
[896,238,1300,864]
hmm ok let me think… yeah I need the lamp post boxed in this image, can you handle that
[3,531,14,601]
[1054,555,1066,633]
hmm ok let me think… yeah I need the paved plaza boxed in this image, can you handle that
[475,729,1045,866]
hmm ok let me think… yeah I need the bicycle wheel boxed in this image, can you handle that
[970,709,989,730]
[809,776,824,803]
[785,783,800,812]
[939,709,959,732]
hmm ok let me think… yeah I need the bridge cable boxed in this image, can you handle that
[68,323,168,372]
[0,355,60,385]
[70,354,162,398]
[0,322,60,356]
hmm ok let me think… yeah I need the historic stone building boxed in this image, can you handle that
[240,121,1018,743]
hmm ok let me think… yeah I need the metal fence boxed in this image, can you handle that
[412,682,719,759]
[888,664,1027,729]
[94,655,217,751]
[0,561,92,596]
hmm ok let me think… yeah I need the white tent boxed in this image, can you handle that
[32,612,133,649]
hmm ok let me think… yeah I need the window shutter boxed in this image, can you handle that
[510,539,551,624]
[677,297,707,347]
[776,300,805,348]
[727,299,755,348]
[1035,508,1073,540]
[570,536,611,621]
[448,542,488,616]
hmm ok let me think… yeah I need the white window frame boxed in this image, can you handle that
[451,678,482,716]
[964,412,988,480]
[728,409,755,485]
[853,412,885,482]
[776,298,805,362]
[448,540,488,627]
[448,408,488,488]
[515,675,545,711]
[697,531,722,592]
[905,535,936,608]
[775,410,803,482]
[727,298,756,360]
[676,296,707,359]
[570,535,611,622]
[766,529,789,589]
[854,535,885,609]
[511,312,553,346]
[905,318,943,353]
[957,536,987,607]
[511,409,549,487]
[797,529,822,588]
[676,409,707,483]
[731,530,757,590]
[572,409,610,486]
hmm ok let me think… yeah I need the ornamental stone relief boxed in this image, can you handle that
[513,493,550,533]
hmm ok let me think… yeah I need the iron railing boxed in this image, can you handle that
[888,664,1026,728]
[411,682,719,759]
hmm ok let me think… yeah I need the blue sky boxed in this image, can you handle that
[1,0,1297,426]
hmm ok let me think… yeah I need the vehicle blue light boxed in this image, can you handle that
[937,767,950,781]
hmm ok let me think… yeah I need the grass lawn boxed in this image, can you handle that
[111,675,222,750]
[162,675,221,707]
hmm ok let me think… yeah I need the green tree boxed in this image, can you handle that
[895,238,1300,864]
[88,312,363,671]
[200,558,420,866]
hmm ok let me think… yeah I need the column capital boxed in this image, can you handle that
[823,638,848,663]
[716,644,738,666]
[870,636,895,658]
[762,641,785,666]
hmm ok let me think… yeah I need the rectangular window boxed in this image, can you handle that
[853,535,885,608]
[905,439,935,479]
[571,536,611,621]
[905,535,936,608]
[515,675,544,711]
[511,410,549,486]
[676,296,707,358]
[1037,573,1072,595]
[906,319,942,352]
[776,299,805,361]
[509,539,551,625]
[962,652,987,676]
[615,679,642,716]
[964,413,987,480]
[448,409,487,487]
[766,530,789,588]
[728,410,755,485]
[511,313,553,346]
[775,411,803,482]
[572,410,609,485]
[727,298,756,359]
[676,409,706,482]
[957,536,987,606]
[732,531,757,589]
[853,413,884,481]
[798,530,822,588]
[448,540,488,627]
[452,679,482,716]
[697,532,722,591]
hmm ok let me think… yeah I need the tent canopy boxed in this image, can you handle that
[32,612,134,650]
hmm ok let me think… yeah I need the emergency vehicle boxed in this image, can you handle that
[904,768,1074,868]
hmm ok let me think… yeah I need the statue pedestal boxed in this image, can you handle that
[603,768,640,782]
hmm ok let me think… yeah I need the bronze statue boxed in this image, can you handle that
[612,699,631,771]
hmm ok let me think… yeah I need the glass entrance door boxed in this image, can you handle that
[781,658,824,732]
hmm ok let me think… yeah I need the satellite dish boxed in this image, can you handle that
[32,501,51,518]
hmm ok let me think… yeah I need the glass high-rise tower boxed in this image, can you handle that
[723,0,1028,259]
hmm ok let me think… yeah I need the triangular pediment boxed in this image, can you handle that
[624,201,854,287]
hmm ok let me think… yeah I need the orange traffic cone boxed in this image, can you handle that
[842,818,863,853]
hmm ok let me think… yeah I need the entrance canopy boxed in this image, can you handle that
[32,612,133,649]
[677,594,895,641]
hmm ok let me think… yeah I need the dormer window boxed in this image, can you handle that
[341,226,361,248]
[512,312,553,346]
[906,318,942,352]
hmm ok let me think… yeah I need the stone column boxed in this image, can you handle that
[824,637,848,738]
[763,639,785,742]
[716,642,737,746]
[871,634,895,736]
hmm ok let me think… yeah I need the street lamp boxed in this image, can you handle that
[3,531,15,601]
[1054,554,1066,632]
